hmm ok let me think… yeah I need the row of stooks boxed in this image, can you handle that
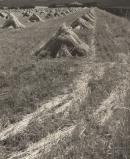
[0,7,86,28]
[35,9,96,58]
[1,12,43,29]
[1,8,96,59]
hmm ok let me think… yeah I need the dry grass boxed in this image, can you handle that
[0,59,83,130]
[1,63,129,159]
[37,63,130,159]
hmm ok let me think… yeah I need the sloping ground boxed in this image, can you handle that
[95,8,130,63]
[0,8,91,130]
[0,7,96,158]
[0,7,130,159]
[37,64,130,159]
[1,64,129,159]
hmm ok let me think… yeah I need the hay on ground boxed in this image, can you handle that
[29,13,43,22]
[35,23,89,58]
[2,13,25,29]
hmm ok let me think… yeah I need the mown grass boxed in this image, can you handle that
[111,89,130,159]
[0,58,84,130]
[2,63,129,158]
[38,64,130,159]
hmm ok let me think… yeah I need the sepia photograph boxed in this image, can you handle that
[0,0,130,158]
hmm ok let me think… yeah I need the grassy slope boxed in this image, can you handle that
[37,9,130,159]
[95,8,130,62]
[0,9,89,129]
[0,7,130,159]
[36,10,130,159]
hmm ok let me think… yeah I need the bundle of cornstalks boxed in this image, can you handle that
[35,23,89,58]
[29,13,43,22]
[22,11,30,17]
[2,13,25,29]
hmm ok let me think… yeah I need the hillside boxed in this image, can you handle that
[0,7,130,159]
[0,0,130,8]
